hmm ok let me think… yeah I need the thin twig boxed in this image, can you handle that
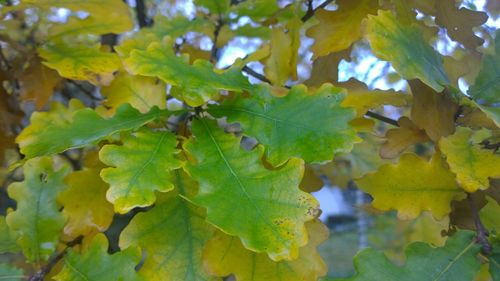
[467,193,492,255]
[301,0,335,22]
[29,236,83,281]
[135,0,150,28]
[66,80,100,101]
[210,18,225,63]
[242,65,272,84]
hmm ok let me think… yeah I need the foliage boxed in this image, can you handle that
[0,0,498,280]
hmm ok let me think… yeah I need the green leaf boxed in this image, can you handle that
[490,239,500,281]
[54,234,142,281]
[99,129,182,213]
[0,216,19,254]
[468,31,500,127]
[124,40,251,106]
[17,103,170,159]
[209,84,357,166]
[0,264,25,281]
[38,43,121,85]
[183,118,319,261]
[6,157,69,263]
[120,170,219,281]
[365,10,449,91]
[194,0,230,14]
[335,231,481,281]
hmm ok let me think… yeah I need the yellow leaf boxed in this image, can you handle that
[288,16,301,80]
[341,78,409,117]
[380,117,429,159]
[203,220,328,281]
[49,14,133,39]
[265,27,292,85]
[306,0,378,58]
[406,212,448,247]
[356,153,464,219]
[58,168,114,239]
[101,72,166,114]
[409,79,459,142]
[305,48,351,87]
[38,43,121,86]
[439,127,500,192]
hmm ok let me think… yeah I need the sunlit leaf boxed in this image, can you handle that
[100,129,181,213]
[6,157,69,263]
[356,153,464,219]
[184,118,319,261]
[209,84,357,166]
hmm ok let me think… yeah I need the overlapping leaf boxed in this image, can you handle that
[336,231,481,281]
[100,129,181,213]
[356,153,464,219]
[17,103,169,159]
[184,118,319,261]
[54,234,141,281]
[209,84,357,166]
[101,72,166,113]
[38,43,121,85]
[6,157,69,263]
[365,10,449,91]
[468,31,500,126]
[380,117,429,159]
[203,220,328,281]
[439,127,500,192]
[265,27,292,85]
[306,0,378,58]
[58,168,114,238]
[18,56,60,109]
[124,40,251,106]
[120,171,218,281]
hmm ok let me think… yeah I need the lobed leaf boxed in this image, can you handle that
[335,231,481,281]
[209,84,357,166]
[100,129,182,213]
[6,157,69,263]
[17,103,170,159]
[120,171,218,281]
[184,118,319,261]
[356,153,464,219]
[365,10,449,91]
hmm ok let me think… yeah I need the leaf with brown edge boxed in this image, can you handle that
[380,117,429,159]
[203,220,328,281]
[435,0,488,50]
[306,0,378,58]
[356,153,465,220]
[409,79,459,142]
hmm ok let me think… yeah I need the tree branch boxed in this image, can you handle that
[210,18,225,63]
[135,0,150,28]
[467,193,492,255]
[29,236,83,281]
[301,0,335,22]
